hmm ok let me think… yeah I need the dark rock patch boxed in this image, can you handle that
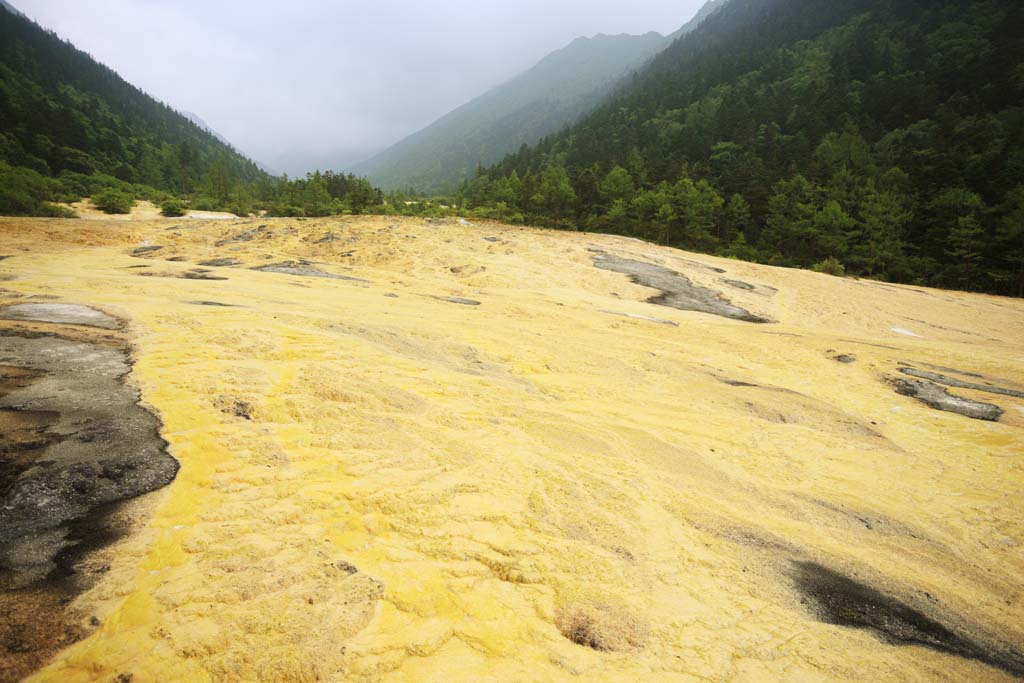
[384,293,399,298]
[592,252,771,324]
[316,232,340,244]
[165,256,188,262]
[198,258,242,267]
[717,377,759,387]
[0,327,178,682]
[334,560,359,575]
[0,334,179,583]
[832,354,857,363]
[130,246,163,257]
[911,361,985,379]
[214,224,271,247]
[723,279,755,291]
[183,270,228,281]
[215,398,253,420]
[0,256,10,261]
[0,304,120,330]
[891,378,1003,421]
[0,498,144,682]
[794,562,1024,677]
[437,297,481,306]
[188,301,234,307]
[482,237,500,243]
[137,270,228,281]
[252,261,366,281]
[898,366,1024,399]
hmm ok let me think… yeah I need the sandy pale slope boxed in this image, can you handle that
[0,216,1022,682]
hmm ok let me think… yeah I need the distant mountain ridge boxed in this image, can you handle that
[352,32,666,193]
[353,2,725,194]
[183,110,278,175]
[667,0,727,39]
[182,111,232,147]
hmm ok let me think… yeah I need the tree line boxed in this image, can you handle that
[458,0,1024,296]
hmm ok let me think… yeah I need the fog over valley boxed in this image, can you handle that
[13,0,707,175]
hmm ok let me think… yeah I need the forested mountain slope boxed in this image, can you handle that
[355,2,733,196]
[465,0,1024,296]
[0,0,22,18]
[0,3,264,211]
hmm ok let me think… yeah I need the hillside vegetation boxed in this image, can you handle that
[0,4,263,211]
[0,5,384,218]
[356,1,730,195]
[354,32,669,194]
[463,0,1024,296]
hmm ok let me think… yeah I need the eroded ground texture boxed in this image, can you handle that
[0,215,1022,683]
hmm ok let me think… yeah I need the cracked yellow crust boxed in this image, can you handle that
[0,215,1021,682]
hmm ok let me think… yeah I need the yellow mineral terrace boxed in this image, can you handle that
[0,215,1021,682]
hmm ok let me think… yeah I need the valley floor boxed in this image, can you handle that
[0,215,1022,682]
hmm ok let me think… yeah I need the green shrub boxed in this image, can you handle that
[812,256,846,276]
[38,202,77,218]
[0,187,37,215]
[53,172,89,202]
[160,198,186,217]
[130,183,163,202]
[265,204,304,217]
[468,203,518,224]
[190,196,219,211]
[92,188,133,214]
[0,162,57,215]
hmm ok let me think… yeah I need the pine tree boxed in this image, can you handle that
[721,194,751,245]
[995,185,1024,297]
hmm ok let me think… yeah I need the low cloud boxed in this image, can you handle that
[15,0,705,175]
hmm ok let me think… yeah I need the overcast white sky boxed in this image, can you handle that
[13,0,706,175]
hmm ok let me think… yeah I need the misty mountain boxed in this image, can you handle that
[183,110,279,176]
[355,2,728,195]
[351,33,672,193]
[0,3,264,196]
[182,111,232,147]
[666,0,726,39]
